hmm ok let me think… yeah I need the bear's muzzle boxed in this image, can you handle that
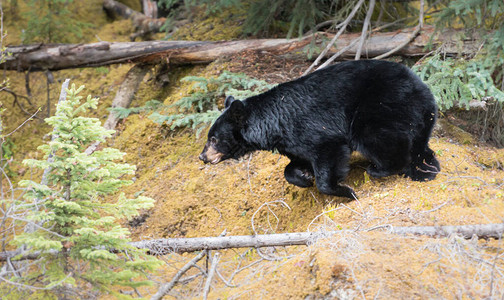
[199,144,224,164]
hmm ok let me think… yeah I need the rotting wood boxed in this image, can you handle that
[103,0,166,40]
[0,26,479,72]
[102,63,151,130]
[1,223,502,262]
[142,0,158,18]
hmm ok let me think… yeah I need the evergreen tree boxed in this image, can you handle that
[22,0,86,44]
[11,84,159,298]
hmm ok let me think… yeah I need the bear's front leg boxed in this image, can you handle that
[312,146,356,199]
[284,159,314,188]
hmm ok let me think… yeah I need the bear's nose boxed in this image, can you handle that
[199,153,207,162]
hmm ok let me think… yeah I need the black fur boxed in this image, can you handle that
[201,60,440,198]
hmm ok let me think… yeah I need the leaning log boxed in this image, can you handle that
[1,26,478,72]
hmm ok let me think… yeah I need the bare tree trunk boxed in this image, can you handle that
[142,0,158,18]
[0,26,478,72]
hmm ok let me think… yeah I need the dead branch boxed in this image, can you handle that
[304,0,365,75]
[41,79,69,186]
[1,88,34,117]
[1,224,502,262]
[203,252,220,300]
[150,250,207,300]
[355,0,375,60]
[373,0,424,60]
[103,64,151,130]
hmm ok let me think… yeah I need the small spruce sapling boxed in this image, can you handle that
[13,84,159,297]
[149,71,275,136]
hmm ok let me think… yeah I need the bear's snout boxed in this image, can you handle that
[199,144,224,164]
[199,152,208,163]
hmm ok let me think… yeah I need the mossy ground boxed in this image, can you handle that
[113,59,504,298]
[1,4,504,299]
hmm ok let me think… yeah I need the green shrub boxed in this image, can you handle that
[22,0,89,44]
[413,54,504,110]
[149,71,275,136]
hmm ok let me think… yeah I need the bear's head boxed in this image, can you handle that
[199,96,247,164]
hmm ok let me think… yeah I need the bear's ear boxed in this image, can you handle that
[224,95,236,109]
[228,99,245,126]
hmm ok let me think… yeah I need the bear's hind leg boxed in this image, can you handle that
[284,159,314,188]
[312,145,356,199]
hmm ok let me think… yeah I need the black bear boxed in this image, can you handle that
[199,60,440,198]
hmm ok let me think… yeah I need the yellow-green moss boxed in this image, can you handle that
[117,0,142,12]
[438,118,475,145]
[171,8,246,41]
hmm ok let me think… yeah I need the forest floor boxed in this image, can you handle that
[2,3,504,299]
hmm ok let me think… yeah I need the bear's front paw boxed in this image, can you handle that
[333,185,358,199]
[316,182,357,199]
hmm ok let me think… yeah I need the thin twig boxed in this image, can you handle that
[3,109,40,138]
[228,257,264,282]
[420,201,449,213]
[355,0,375,60]
[303,0,365,75]
[316,37,360,70]
[178,272,203,285]
[2,88,34,117]
[373,0,424,60]
[203,252,220,300]
[251,200,291,235]
[488,250,501,298]
[150,251,207,300]
[45,71,51,118]
[303,20,345,37]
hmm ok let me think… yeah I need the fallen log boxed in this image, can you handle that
[1,26,478,72]
[1,223,502,261]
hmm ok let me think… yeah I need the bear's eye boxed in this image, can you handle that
[210,137,218,144]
